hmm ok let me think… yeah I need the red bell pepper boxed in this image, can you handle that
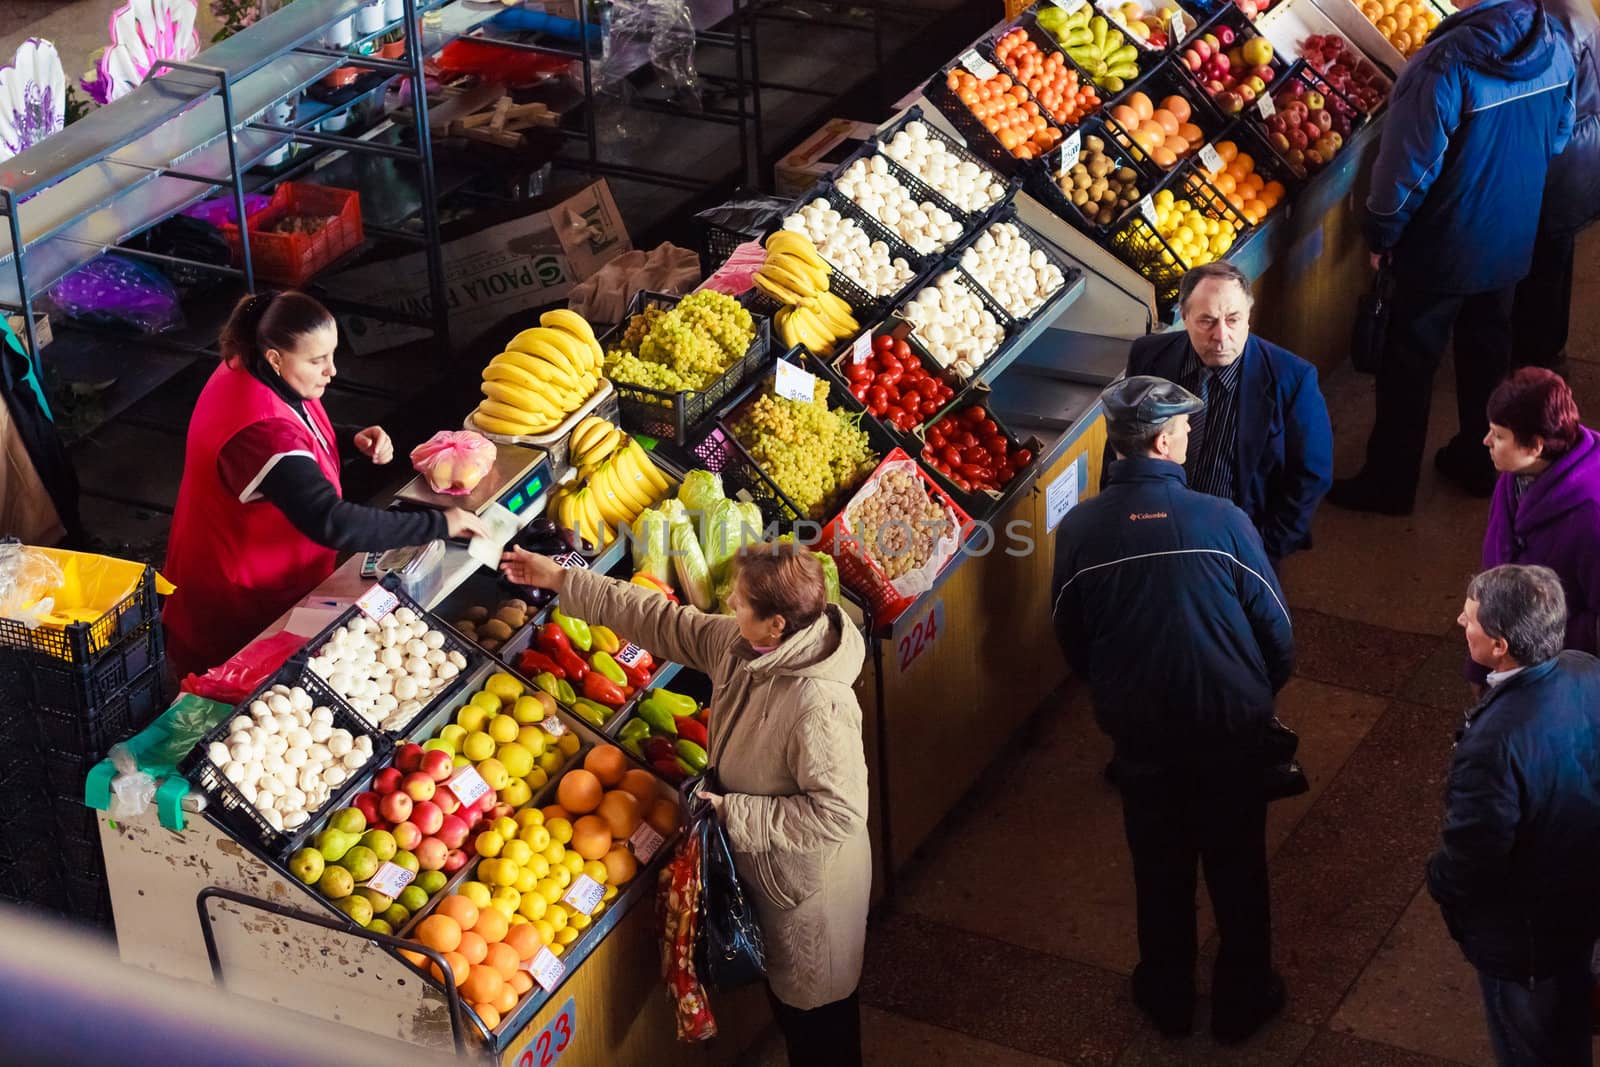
[582,670,627,707]
[538,623,572,656]
[643,736,677,763]
[652,757,688,784]
[517,649,565,680]
[553,646,589,681]
[677,715,708,747]
[618,658,652,690]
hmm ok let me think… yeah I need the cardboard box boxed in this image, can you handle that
[325,181,631,355]
[774,118,879,198]
[5,313,51,353]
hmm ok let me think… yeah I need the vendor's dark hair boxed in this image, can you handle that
[735,542,827,639]
[1487,368,1581,460]
[1467,564,1567,667]
[1179,261,1253,311]
[220,291,334,373]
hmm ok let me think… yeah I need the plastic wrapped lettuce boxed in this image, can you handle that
[777,533,841,606]
[704,498,764,582]
[632,506,675,586]
[670,517,714,611]
[678,469,725,518]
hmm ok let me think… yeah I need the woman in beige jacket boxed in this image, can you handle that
[501,541,871,1066]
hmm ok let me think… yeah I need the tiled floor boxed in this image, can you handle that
[753,231,1600,1065]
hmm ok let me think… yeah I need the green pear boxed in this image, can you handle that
[397,885,429,913]
[356,886,393,913]
[329,807,367,834]
[383,903,412,927]
[367,918,394,936]
[315,827,358,863]
[391,850,419,874]
[341,845,381,883]
[318,865,355,900]
[288,847,324,885]
[422,738,455,756]
[334,894,373,926]
[360,829,397,862]
[415,870,448,896]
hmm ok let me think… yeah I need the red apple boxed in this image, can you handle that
[372,767,403,795]
[394,743,424,773]
[352,791,382,826]
[401,771,436,803]
[414,836,448,871]
[392,821,423,851]
[421,749,454,783]
[379,790,413,824]
[436,814,470,850]
[1194,39,1213,61]
[1216,25,1235,45]
[1313,109,1334,131]
[1304,148,1325,168]
[434,789,460,816]
[1288,127,1309,150]
[1254,64,1275,84]
[442,848,470,874]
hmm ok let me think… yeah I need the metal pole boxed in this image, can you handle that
[580,0,599,172]
[2,190,40,370]
[731,0,757,189]
[166,61,255,293]
[407,0,451,348]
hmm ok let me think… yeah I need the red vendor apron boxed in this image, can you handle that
[163,362,343,679]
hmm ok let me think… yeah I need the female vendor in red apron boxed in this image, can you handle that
[163,291,487,680]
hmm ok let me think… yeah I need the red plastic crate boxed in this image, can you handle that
[225,182,364,288]
[818,449,972,625]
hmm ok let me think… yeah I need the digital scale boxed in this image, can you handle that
[363,443,554,605]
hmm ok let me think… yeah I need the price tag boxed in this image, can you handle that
[629,821,666,862]
[541,715,568,738]
[615,642,647,668]
[851,331,873,365]
[1049,0,1087,10]
[365,861,416,898]
[959,50,999,80]
[1257,93,1276,119]
[510,997,576,1067]
[1167,11,1187,43]
[562,873,605,915]
[1046,454,1084,532]
[356,585,398,621]
[551,551,589,570]
[1138,196,1157,225]
[896,598,944,674]
[445,765,491,808]
[524,947,567,993]
[774,359,818,402]
[1199,143,1224,173]
[1058,130,1082,173]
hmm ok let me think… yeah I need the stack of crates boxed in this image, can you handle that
[0,565,168,930]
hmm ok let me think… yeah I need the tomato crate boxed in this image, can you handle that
[1029,113,1163,238]
[223,182,364,288]
[690,348,899,533]
[818,449,973,626]
[819,321,966,449]
[598,289,775,445]
[871,105,1015,224]
[915,403,1046,522]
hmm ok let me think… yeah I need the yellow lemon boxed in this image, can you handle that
[534,919,556,946]
[502,840,534,868]
[463,731,496,762]
[519,825,551,852]
[556,927,579,946]
[519,893,548,922]
[492,816,518,840]
[537,879,563,904]
[460,881,493,909]
[515,809,545,829]
[552,866,572,889]
[488,860,520,888]
[601,884,617,902]
[583,860,608,885]
[546,818,572,845]
[549,943,566,958]
[569,911,592,930]
[510,914,529,926]
[492,886,521,912]
[562,852,584,876]
[546,906,568,932]
[527,856,551,880]
[496,742,533,779]
[474,830,505,859]
[541,842,566,867]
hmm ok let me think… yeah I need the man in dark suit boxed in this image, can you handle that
[1125,263,1333,565]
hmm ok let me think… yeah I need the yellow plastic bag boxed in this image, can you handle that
[21,547,173,651]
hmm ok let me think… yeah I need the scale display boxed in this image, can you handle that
[499,468,548,517]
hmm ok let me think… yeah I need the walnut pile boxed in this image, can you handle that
[847,469,954,579]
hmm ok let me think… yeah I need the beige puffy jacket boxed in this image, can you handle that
[561,565,870,1009]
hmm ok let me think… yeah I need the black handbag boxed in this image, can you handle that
[692,775,767,992]
[1262,717,1309,802]
[1351,264,1394,375]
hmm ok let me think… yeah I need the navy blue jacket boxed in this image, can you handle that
[1365,0,1575,293]
[1427,651,1600,980]
[1052,458,1294,763]
[1127,332,1333,561]
[1544,0,1600,234]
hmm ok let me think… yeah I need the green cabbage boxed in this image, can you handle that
[816,550,841,606]
[670,519,715,611]
[632,507,674,586]
[677,469,726,518]
[704,498,764,583]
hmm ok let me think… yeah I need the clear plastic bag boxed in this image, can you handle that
[106,766,157,820]
[410,430,498,495]
[601,0,701,109]
[0,540,63,628]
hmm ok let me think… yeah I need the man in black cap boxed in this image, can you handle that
[1053,375,1295,1045]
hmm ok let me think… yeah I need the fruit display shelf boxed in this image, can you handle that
[598,289,776,446]
[780,183,936,308]
[1172,4,1294,121]
[1255,0,1393,111]
[1105,154,1253,308]
[914,403,1048,523]
[1017,7,1160,117]
[1102,61,1228,174]
[1027,113,1164,239]
[872,106,1019,226]
[1241,59,1369,179]
[820,319,968,452]
[1194,119,1303,224]
[922,51,1070,177]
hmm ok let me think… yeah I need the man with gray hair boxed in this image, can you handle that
[1432,563,1600,1065]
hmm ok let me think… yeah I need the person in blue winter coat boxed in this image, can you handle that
[1053,376,1294,1046]
[1432,564,1600,1066]
[1329,0,1574,515]
[1124,263,1332,565]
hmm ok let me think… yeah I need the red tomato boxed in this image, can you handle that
[940,445,963,466]
[955,431,978,449]
[1013,448,1034,466]
[874,334,894,351]
[921,398,941,416]
[962,407,987,425]
[869,386,889,408]
[964,446,990,465]
[979,418,999,437]
[893,339,912,361]
[851,382,870,402]
[900,388,922,410]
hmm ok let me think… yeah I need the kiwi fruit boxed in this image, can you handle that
[494,606,526,629]
[479,619,513,642]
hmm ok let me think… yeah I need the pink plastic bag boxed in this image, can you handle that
[410,430,497,495]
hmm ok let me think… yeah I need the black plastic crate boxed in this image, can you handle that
[0,562,159,668]
[62,869,114,929]
[1191,119,1300,225]
[0,615,163,728]
[818,320,967,448]
[0,837,59,909]
[1171,4,1292,118]
[829,143,973,261]
[949,205,1085,327]
[1240,60,1369,181]
[990,12,1122,131]
[915,402,1047,522]
[1029,114,1162,237]
[41,748,98,806]
[778,184,930,307]
[179,666,393,860]
[923,55,1064,179]
[600,289,775,445]
[23,661,168,758]
[872,105,1015,222]
[57,823,104,876]
[1021,5,1156,101]
[891,264,1017,382]
[692,349,899,532]
[1106,157,1251,308]
[1100,61,1226,176]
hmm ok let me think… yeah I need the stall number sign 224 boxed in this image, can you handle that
[511,997,575,1067]
[897,599,944,673]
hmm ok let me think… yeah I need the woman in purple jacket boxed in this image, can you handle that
[1472,369,1600,687]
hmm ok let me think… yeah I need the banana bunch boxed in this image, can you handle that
[472,310,605,437]
[549,422,673,549]
[753,231,860,357]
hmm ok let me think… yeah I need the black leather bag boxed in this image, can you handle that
[692,776,767,991]
[1262,717,1309,802]
[1351,265,1394,375]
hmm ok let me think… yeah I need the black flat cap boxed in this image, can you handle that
[1101,375,1204,433]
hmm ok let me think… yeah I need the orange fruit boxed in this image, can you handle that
[1216,140,1238,164]
[1178,122,1204,144]
[417,915,462,954]
[1153,109,1180,136]
[541,805,572,824]
[474,1003,502,1030]
[1263,180,1287,201]
[1161,95,1192,124]
[1213,173,1237,195]
[1127,90,1154,120]
[484,941,521,980]
[430,950,469,984]
[510,970,534,995]
[473,907,510,945]
[597,790,642,839]
[1244,199,1268,220]
[493,982,519,1015]
[572,815,614,862]
[557,769,603,815]
[461,964,504,1004]
[1111,104,1140,129]
[1163,134,1190,156]
[618,769,658,811]
[504,923,542,961]
[400,949,428,968]
[647,798,681,835]
[456,930,488,966]
[583,745,627,787]
[602,845,638,887]
[436,895,479,932]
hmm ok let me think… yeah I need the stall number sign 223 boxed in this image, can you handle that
[897,599,944,673]
[511,997,575,1067]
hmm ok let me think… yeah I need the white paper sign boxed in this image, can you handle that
[629,821,665,862]
[851,332,872,365]
[365,861,417,897]
[1058,130,1082,173]
[615,643,647,668]
[1045,456,1083,532]
[562,874,605,915]
[774,359,818,402]
[524,946,567,992]
[446,765,491,807]
[959,50,999,80]
[1138,197,1157,225]
[1257,93,1276,119]
[1049,0,1087,11]
[1168,11,1187,43]
[356,585,398,622]
[1199,143,1224,173]
[541,715,568,738]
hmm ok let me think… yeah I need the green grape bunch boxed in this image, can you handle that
[733,378,878,520]
[604,293,757,393]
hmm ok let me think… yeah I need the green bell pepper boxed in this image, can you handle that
[551,608,592,652]
[645,688,699,718]
[675,739,708,773]
[556,678,577,705]
[636,694,679,736]
[590,650,627,687]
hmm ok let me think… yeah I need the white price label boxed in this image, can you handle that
[959,50,999,80]
[774,359,818,402]
[1257,93,1276,119]
[1058,130,1082,172]
[1199,143,1224,173]
[356,585,398,621]
[629,821,666,862]
[445,765,491,807]
[1046,454,1084,533]
[541,715,568,738]
[365,861,416,898]
[1167,11,1187,43]
[562,874,605,915]
[1139,196,1157,225]
[1049,0,1087,10]
[551,551,590,570]
[615,643,646,668]
[524,946,567,992]
[851,332,872,365]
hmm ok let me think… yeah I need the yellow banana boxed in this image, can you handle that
[483,360,543,391]
[752,272,808,306]
[590,466,634,527]
[571,416,612,455]
[534,328,593,376]
[507,331,583,379]
[756,260,819,299]
[473,409,537,436]
[604,455,653,516]
[766,251,829,293]
[481,380,562,417]
[580,488,610,547]
[764,230,829,272]
[491,352,575,392]
[540,309,603,370]
[576,426,622,467]
[624,439,672,498]
[478,398,545,425]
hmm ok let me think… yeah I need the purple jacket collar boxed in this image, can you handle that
[1495,425,1600,535]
